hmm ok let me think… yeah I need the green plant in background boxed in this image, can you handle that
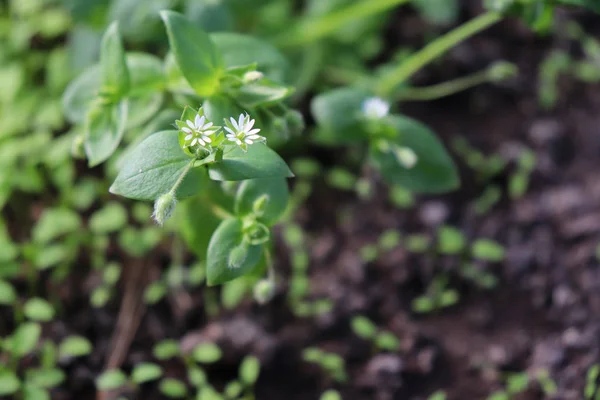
[412,275,460,314]
[302,347,348,383]
[351,315,401,352]
[586,364,600,400]
[487,369,557,399]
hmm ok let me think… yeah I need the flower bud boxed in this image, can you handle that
[253,279,275,304]
[71,134,85,159]
[243,70,264,83]
[252,194,270,218]
[228,243,249,269]
[153,192,177,226]
[394,146,418,169]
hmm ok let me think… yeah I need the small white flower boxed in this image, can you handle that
[243,70,264,83]
[181,114,218,148]
[224,113,266,150]
[362,97,390,119]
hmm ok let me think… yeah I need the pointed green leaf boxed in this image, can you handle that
[207,219,263,285]
[85,100,128,167]
[131,362,163,384]
[369,115,459,193]
[160,10,223,97]
[100,22,130,98]
[208,144,293,181]
[110,130,205,201]
[235,78,294,108]
[0,370,20,395]
[9,322,41,357]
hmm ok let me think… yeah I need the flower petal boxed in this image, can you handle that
[247,128,261,136]
[245,139,253,144]
[185,134,193,140]
[224,127,235,135]
[230,117,238,130]
[186,120,195,129]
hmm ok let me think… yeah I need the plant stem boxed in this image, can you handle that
[208,202,234,220]
[394,69,491,101]
[168,159,196,196]
[376,11,502,96]
[274,0,411,48]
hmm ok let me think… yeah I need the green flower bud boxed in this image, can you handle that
[244,222,270,245]
[394,146,418,169]
[253,279,275,304]
[487,61,518,82]
[252,194,270,218]
[71,134,85,159]
[153,192,177,226]
[228,243,249,269]
[243,70,264,83]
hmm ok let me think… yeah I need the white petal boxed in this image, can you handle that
[247,134,261,140]
[246,119,255,131]
[182,127,192,133]
[224,127,235,135]
[191,138,198,146]
[186,120,195,129]
[247,128,261,136]
[202,122,213,129]
[230,117,238,130]
[203,136,212,143]
[194,114,202,128]
[235,139,242,145]
[198,138,205,146]
[238,114,245,129]
[185,134,193,140]
[245,139,253,144]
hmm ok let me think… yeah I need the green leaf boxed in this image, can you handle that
[159,378,188,398]
[0,370,20,395]
[9,322,41,357]
[23,298,55,322]
[96,369,128,391]
[89,202,128,234]
[59,336,93,358]
[234,78,294,108]
[375,331,400,351]
[437,225,466,255]
[351,316,378,339]
[192,343,222,364]
[208,144,293,181]
[131,362,163,384]
[100,22,130,98]
[22,384,50,400]
[62,65,101,124]
[239,355,260,385]
[211,33,290,82]
[160,10,223,97]
[311,87,370,144]
[320,390,342,400]
[85,100,129,167]
[110,130,205,201]
[557,0,600,13]
[206,219,263,285]
[25,368,65,388]
[471,239,505,262]
[0,279,17,305]
[203,95,243,126]
[33,208,81,244]
[235,178,289,226]
[126,53,165,129]
[369,115,459,193]
[153,339,180,360]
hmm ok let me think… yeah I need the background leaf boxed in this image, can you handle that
[85,100,128,166]
[161,10,223,97]
[100,22,130,98]
[234,177,289,226]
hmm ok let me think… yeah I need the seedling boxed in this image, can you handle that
[302,347,348,383]
[412,276,459,314]
[351,315,401,352]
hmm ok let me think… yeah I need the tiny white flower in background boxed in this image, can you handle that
[225,113,266,150]
[394,146,418,169]
[362,97,390,119]
[182,114,218,148]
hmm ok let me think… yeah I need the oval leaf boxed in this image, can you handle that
[208,144,293,181]
[369,115,459,193]
[207,218,263,285]
[85,100,128,167]
[160,10,223,97]
[234,178,289,226]
[311,86,371,144]
[109,130,205,201]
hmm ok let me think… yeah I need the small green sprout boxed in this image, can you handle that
[302,347,347,383]
[351,315,400,352]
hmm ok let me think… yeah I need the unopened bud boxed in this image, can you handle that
[252,195,270,218]
[394,146,418,169]
[71,134,85,159]
[253,279,275,304]
[487,61,518,82]
[228,243,248,269]
[243,70,264,83]
[153,192,177,226]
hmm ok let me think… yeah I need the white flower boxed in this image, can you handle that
[181,114,218,148]
[362,97,390,119]
[224,113,265,150]
[394,146,418,169]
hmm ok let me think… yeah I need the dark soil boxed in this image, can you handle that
[6,3,600,400]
